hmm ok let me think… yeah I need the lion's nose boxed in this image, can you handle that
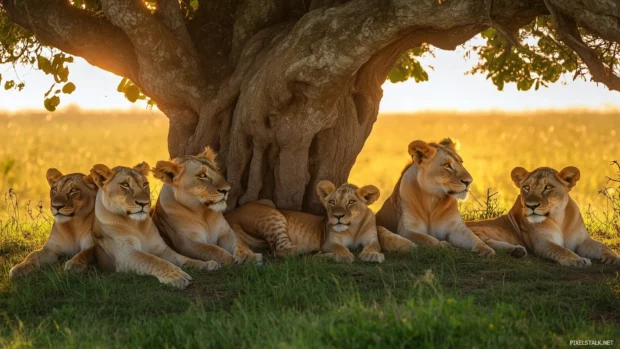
[52,204,65,211]
[333,213,345,219]
[217,188,229,195]
[461,179,472,187]
[135,201,149,208]
[526,203,540,210]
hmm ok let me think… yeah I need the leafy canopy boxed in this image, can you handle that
[0,2,616,111]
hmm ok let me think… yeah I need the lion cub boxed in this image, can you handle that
[151,147,262,265]
[375,138,495,257]
[468,166,619,266]
[226,181,416,263]
[90,162,219,289]
[9,169,98,279]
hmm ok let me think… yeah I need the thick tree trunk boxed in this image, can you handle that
[3,0,619,214]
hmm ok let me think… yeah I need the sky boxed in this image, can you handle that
[1,42,619,112]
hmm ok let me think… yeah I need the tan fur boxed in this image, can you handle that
[91,162,219,289]
[467,166,619,266]
[226,181,415,263]
[9,170,98,279]
[150,147,262,265]
[376,139,495,257]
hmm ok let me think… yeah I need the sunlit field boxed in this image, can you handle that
[1,109,620,348]
[1,108,619,220]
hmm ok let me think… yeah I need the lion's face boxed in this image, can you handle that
[408,138,473,199]
[316,180,379,232]
[152,147,231,212]
[90,162,152,221]
[511,166,579,224]
[46,169,97,223]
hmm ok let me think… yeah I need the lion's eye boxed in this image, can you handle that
[198,173,207,178]
[328,200,335,207]
[51,187,57,194]
[120,183,130,189]
[522,185,530,191]
[544,184,554,190]
[70,188,79,193]
[143,182,149,188]
[348,200,356,205]
[443,163,452,170]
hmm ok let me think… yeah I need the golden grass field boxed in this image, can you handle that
[1,108,619,222]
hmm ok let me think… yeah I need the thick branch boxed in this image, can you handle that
[1,0,138,80]
[101,0,207,109]
[545,0,620,91]
[156,0,195,53]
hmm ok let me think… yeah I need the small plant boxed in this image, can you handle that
[585,161,620,237]
[460,188,506,221]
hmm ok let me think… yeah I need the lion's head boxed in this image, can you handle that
[89,162,152,221]
[407,138,473,200]
[511,166,580,224]
[316,180,379,232]
[152,147,231,212]
[46,169,97,223]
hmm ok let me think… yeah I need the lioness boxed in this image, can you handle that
[467,166,619,266]
[151,147,262,265]
[375,139,495,257]
[90,162,219,289]
[9,169,98,279]
[226,180,416,263]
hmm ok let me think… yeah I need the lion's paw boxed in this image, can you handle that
[359,251,385,264]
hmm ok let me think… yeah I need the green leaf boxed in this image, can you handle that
[4,80,15,90]
[125,84,141,103]
[62,82,76,94]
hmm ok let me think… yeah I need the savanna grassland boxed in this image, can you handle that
[1,109,619,348]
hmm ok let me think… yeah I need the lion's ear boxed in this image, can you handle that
[558,166,580,189]
[408,140,436,164]
[199,147,218,162]
[82,175,97,190]
[357,185,380,206]
[152,161,181,185]
[316,180,336,201]
[90,164,114,189]
[133,162,150,177]
[439,138,460,152]
[510,167,529,187]
[46,168,63,186]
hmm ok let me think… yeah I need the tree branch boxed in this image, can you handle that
[100,0,207,109]
[545,0,620,91]
[156,0,195,53]
[1,0,138,80]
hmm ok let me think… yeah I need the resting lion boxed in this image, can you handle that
[150,147,262,265]
[90,162,219,289]
[225,180,416,263]
[375,138,495,257]
[467,166,619,266]
[9,169,98,279]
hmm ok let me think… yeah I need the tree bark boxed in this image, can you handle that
[2,0,618,214]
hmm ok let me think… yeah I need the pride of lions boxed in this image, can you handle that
[9,138,619,288]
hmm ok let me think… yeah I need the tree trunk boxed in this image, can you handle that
[3,0,619,214]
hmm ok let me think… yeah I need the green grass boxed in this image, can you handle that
[1,240,619,348]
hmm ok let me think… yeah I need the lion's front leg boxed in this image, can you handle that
[157,246,221,272]
[358,239,385,263]
[319,241,355,264]
[64,245,97,273]
[219,228,263,264]
[576,238,619,264]
[445,226,496,257]
[377,226,416,252]
[9,246,60,279]
[534,238,591,267]
[116,247,193,289]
